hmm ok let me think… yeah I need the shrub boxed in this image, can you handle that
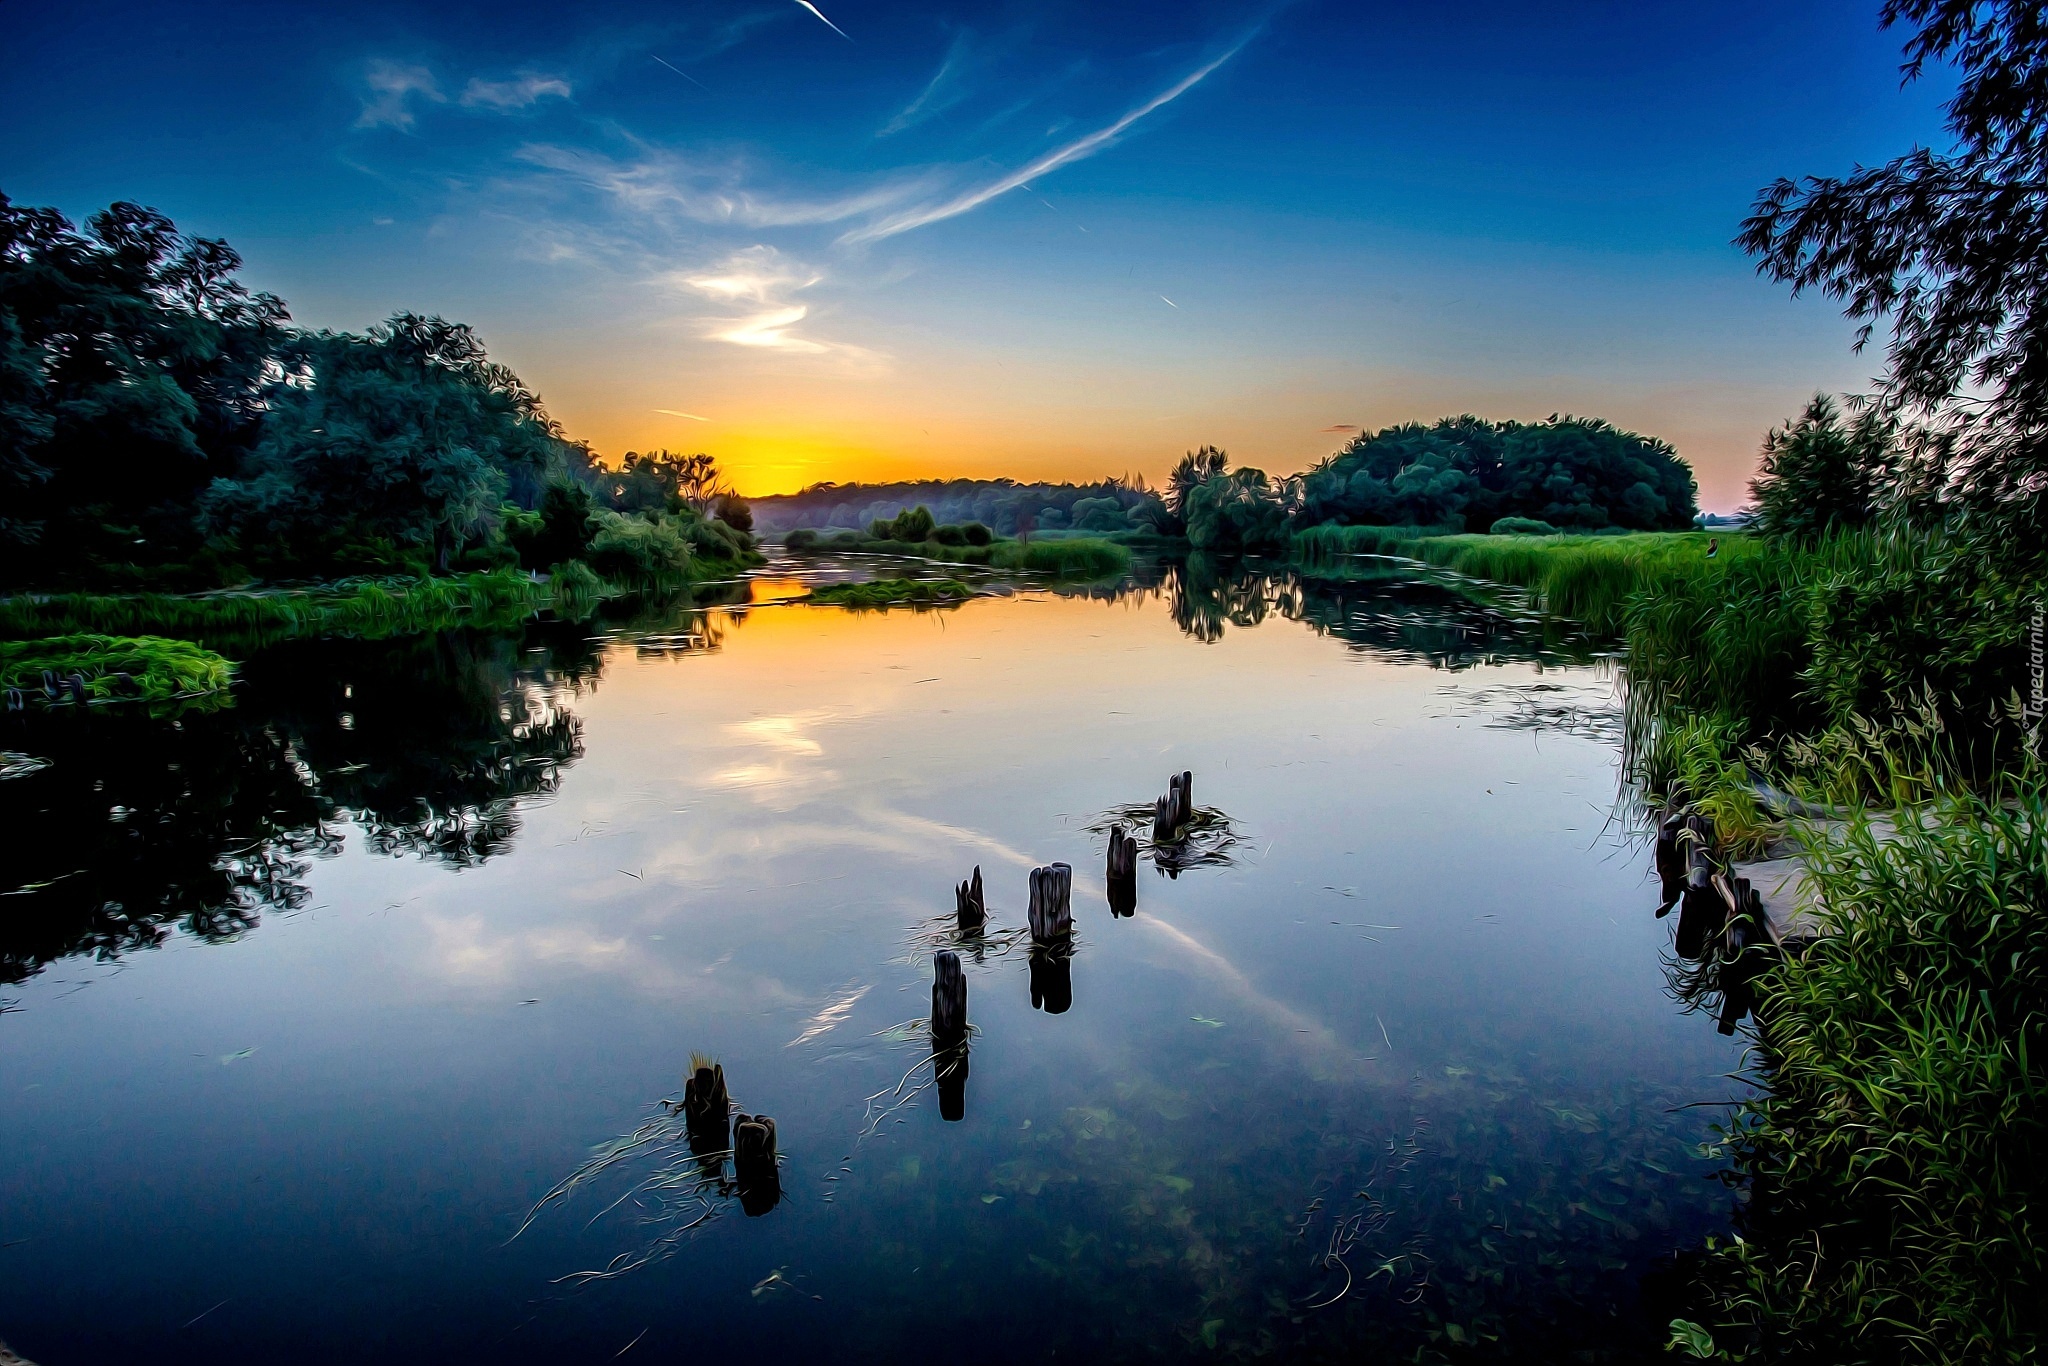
[585,510,691,584]
[783,528,820,550]
[1490,517,1560,535]
[961,522,992,546]
[931,524,967,546]
[712,492,753,533]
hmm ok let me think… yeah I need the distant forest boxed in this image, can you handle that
[758,415,1699,549]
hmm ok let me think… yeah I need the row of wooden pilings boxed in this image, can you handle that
[677,1059,782,1215]
[926,770,1196,1119]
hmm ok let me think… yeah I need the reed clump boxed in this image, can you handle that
[806,578,975,609]
[0,569,548,647]
[0,633,235,703]
[989,537,1131,579]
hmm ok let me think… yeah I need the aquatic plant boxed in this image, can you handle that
[0,634,234,705]
[806,578,975,609]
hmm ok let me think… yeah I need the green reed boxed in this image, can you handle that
[988,537,1132,578]
[806,578,975,609]
[0,633,236,704]
[1673,782,2047,1363]
[0,569,549,647]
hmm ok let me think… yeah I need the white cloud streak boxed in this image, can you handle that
[839,37,1252,244]
[519,143,933,228]
[667,246,838,354]
[460,73,573,110]
[878,32,970,137]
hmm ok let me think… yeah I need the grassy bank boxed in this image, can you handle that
[0,570,549,645]
[0,634,236,705]
[1673,785,2047,1363]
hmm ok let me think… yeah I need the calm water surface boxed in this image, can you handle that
[0,561,1741,1363]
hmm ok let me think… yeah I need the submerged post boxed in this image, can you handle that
[1155,771,1195,842]
[955,865,986,931]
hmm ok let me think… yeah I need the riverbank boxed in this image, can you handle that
[1302,523,2043,1360]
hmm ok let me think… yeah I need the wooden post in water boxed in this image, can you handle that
[1175,771,1193,828]
[955,866,986,931]
[1675,814,1723,960]
[1106,829,1137,917]
[1154,771,1195,842]
[733,1113,781,1215]
[681,1062,729,1144]
[1027,863,1073,940]
[931,950,967,1046]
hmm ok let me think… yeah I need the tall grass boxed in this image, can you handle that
[989,537,1132,578]
[1675,784,2047,1363]
[0,570,549,646]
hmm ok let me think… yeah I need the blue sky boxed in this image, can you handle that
[2,0,1951,503]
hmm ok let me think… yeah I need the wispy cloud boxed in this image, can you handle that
[878,31,971,137]
[793,0,854,42]
[840,36,1253,244]
[1321,423,1360,433]
[460,73,573,110]
[519,143,932,228]
[668,246,852,355]
[356,60,444,131]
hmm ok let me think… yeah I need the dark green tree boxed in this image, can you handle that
[1749,395,1896,544]
[1738,0,2048,546]
[206,314,572,572]
[0,192,290,577]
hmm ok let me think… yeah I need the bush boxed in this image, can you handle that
[712,492,753,533]
[889,505,936,542]
[783,528,820,550]
[931,524,967,546]
[585,510,691,584]
[1490,517,1560,535]
[961,522,992,546]
[989,538,1132,579]
[506,482,597,571]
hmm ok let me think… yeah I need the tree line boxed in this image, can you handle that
[0,192,754,591]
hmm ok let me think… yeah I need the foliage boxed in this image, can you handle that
[1738,0,2048,546]
[0,633,234,704]
[1490,516,1561,535]
[1750,395,1896,544]
[747,475,1161,539]
[1296,415,1698,532]
[1182,465,1293,553]
[202,313,576,574]
[961,521,993,546]
[712,492,753,533]
[988,537,1132,579]
[585,509,692,586]
[0,193,291,574]
[597,450,724,515]
[1680,785,2047,1363]
[0,570,547,646]
[806,578,974,609]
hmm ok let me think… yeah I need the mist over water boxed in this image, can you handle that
[0,559,1741,1362]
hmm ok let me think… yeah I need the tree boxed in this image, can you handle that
[1749,395,1896,544]
[1738,0,2048,540]
[1166,446,1230,519]
[207,314,572,572]
[0,192,290,574]
[1183,466,1293,553]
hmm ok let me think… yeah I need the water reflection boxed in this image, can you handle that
[0,627,596,984]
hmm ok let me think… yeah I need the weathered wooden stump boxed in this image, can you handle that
[1105,829,1137,917]
[40,670,60,700]
[64,673,89,705]
[4,687,22,712]
[1028,944,1073,1014]
[931,950,968,1046]
[1027,862,1073,941]
[955,865,986,931]
[1715,875,1772,1035]
[733,1112,781,1216]
[1675,814,1722,959]
[1153,771,1195,842]
[681,1062,729,1144]
[1653,813,1686,913]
